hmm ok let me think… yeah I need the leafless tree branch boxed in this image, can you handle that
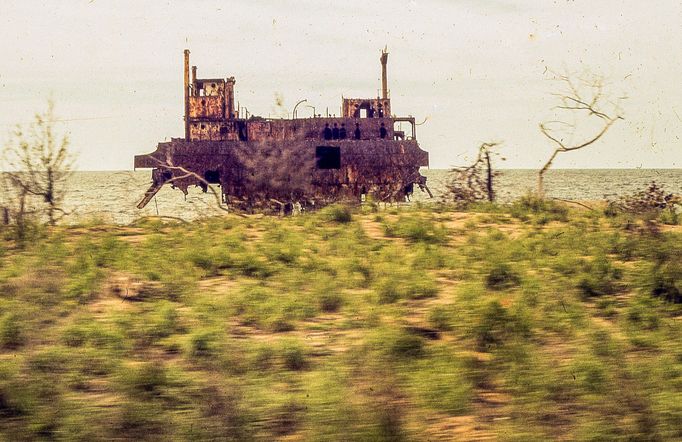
[538,69,624,196]
[1,99,75,234]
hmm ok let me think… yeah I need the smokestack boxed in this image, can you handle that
[225,77,236,120]
[380,48,389,100]
[184,49,190,141]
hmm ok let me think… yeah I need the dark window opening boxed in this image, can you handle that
[316,146,341,169]
[380,123,387,139]
[237,121,248,141]
[220,125,228,135]
[204,170,221,184]
[200,124,206,129]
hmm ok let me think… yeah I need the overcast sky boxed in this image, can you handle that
[1,0,681,170]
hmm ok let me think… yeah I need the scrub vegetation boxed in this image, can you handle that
[0,201,680,440]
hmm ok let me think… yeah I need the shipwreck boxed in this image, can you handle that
[134,49,430,211]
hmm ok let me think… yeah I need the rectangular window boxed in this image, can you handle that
[315,146,341,169]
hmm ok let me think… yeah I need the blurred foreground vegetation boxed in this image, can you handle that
[0,198,680,440]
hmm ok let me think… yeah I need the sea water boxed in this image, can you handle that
[62,169,682,224]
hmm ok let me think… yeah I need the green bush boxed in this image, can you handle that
[0,314,24,349]
[28,347,69,374]
[234,253,274,278]
[269,316,295,332]
[409,351,472,414]
[124,363,167,396]
[626,297,661,330]
[189,330,217,358]
[577,254,622,299]
[572,358,608,394]
[384,216,447,244]
[485,262,521,290]
[321,204,353,223]
[319,292,343,313]
[404,275,439,300]
[375,278,401,304]
[375,273,438,304]
[474,300,511,351]
[389,332,425,359]
[281,341,307,370]
[62,324,88,347]
[252,345,276,371]
[645,260,681,304]
[428,306,454,331]
[510,194,569,222]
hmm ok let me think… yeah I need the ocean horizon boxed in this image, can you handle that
[56,169,682,224]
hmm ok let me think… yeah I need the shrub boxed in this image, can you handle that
[572,358,608,394]
[650,271,681,304]
[125,363,167,396]
[117,400,166,438]
[485,262,521,290]
[189,330,216,358]
[321,204,352,223]
[389,332,425,359]
[62,324,88,347]
[611,181,681,224]
[590,329,619,358]
[474,300,510,351]
[384,216,447,244]
[281,341,307,370]
[428,306,453,331]
[375,278,401,304]
[0,314,24,349]
[409,351,472,414]
[577,254,621,299]
[375,274,438,304]
[153,302,180,337]
[252,345,276,371]
[411,244,448,270]
[626,297,660,330]
[319,292,343,313]
[269,316,295,333]
[642,251,681,303]
[234,253,273,278]
[28,347,69,373]
[510,194,569,222]
[404,275,439,300]
[441,142,501,208]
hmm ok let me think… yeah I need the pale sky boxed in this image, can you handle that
[1,0,681,170]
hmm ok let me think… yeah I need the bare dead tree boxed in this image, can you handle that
[538,70,624,196]
[444,142,503,207]
[141,150,237,216]
[1,100,75,228]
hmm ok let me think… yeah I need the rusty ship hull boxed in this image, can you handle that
[134,49,429,211]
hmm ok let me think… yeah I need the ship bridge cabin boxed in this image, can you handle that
[184,48,417,146]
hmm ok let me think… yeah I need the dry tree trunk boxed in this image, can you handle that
[537,71,624,198]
